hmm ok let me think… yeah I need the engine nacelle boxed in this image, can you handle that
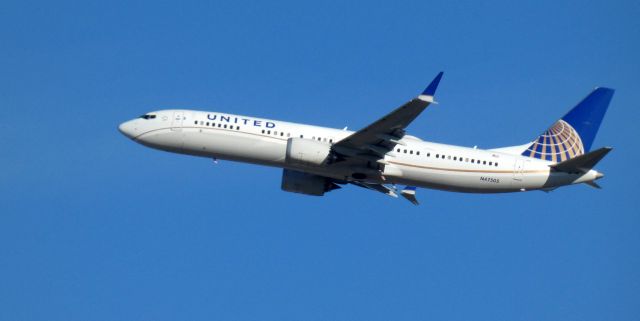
[281,169,341,196]
[285,138,331,167]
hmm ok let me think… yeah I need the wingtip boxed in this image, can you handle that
[584,181,602,189]
[594,87,615,93]
[421,71,444,96]
[400,186,420,205]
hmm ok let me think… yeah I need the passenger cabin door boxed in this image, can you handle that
[513,159,524,181]
[171,111,184,131]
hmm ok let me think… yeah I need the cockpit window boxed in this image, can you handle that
[139,114,157,120]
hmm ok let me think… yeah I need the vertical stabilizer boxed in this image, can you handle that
[521,87,614,162]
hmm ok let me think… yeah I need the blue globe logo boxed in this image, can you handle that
[522,120,584,162]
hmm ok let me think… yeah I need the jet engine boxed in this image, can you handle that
[285,138,331,167]
[281,169,341,196]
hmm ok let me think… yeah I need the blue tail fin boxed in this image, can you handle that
[522,87,614,162]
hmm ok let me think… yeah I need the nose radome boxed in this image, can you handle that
[118,120,137,139]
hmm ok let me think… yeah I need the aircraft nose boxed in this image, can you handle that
[118,120,138,139]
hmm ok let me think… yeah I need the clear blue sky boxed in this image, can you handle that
[1,0,639,320]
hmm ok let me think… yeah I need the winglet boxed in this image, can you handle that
[400,186,419,205]
[584,181,602,189]
[421,71,444,96]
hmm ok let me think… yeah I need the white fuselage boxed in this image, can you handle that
[119,109,600,193]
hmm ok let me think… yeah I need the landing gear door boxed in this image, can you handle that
[171,111,184,131]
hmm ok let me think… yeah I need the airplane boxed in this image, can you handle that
[118,72,614,205]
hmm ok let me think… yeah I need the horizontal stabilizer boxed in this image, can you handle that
[550,147,612,173]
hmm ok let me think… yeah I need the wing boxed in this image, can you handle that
[350,181,398,197]
[331,72,443,164]
[350,182,421,205]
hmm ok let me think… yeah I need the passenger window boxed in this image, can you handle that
[236,126,240,130]
[281,132,284,136]
[495,163,499,167]
[427,153,430,157]
[194,121,197,125]
[267,130,271,134]
[397,148,401,152]
[454,156,457,161]
[436,154,439,158]
[483,161,486,165]
[416,151,420,156]
[206,122,209,126]
[300,135,304,138]
[447,156,451,160]
[489,162,493,166]
[410,150,413,154]
[262,130,265,134]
